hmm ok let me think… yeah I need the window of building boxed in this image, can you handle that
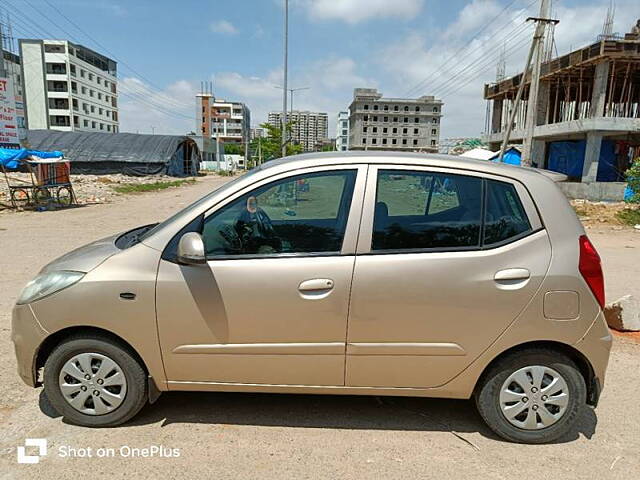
[392,127,397,134]
[382,138,387,145]
[383,127,388,134]
[433,107,439,112]
[392,139,397,145]
[44,44,65,53]
[393,117,398,122]
[413,128,419,134]
[81,86,87,94]
[363,126,368,133]
[413,139,418,146]
[372,170,482,251]
[100,123,104,130]
[383,116,388,122]
[89,89,94,97]
[415,118,420,123]
[97,77,101,85]
[431,140,436,146]
[372,138,377,144]
[432,129,437,135]
[415,106,421,112]
[394,105,399,111]
[90,106,95,113]
[403,128,408,134]
[403,117,408,123]
[402,139,407,145]
[104,81,109,88]
[363,114,369,121]
[404,106,409,112]
[432,118,438,124]
[91,121,96,128]
[484,180,532,246]
[372,127,377,133]
[373,116,378,121]
[99,108,103,115]
[71,81,77,94]
[342,129,347,135]
[373,105,379,110]
[362,138,367,144]
[383,105,388,111]
[364,104,369,110]
[107,125,111,132]
[69,65,76,76]
[202,170,357,257]
[83,119,89,127]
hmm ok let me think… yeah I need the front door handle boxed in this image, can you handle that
[298,278,334,292]
[494,268,531,282]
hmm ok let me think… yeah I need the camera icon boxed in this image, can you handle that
[17,439,48,464]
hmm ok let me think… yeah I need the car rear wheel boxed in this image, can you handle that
[475,348,586,444]
[43,335,148,427]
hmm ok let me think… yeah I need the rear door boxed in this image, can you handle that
[346,165,551,388]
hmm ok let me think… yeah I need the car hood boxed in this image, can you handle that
[40,233,121,274]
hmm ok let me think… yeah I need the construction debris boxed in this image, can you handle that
[605,295,640,331]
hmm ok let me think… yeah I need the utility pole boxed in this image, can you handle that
[281,0,289,158]
[499,0,557,164]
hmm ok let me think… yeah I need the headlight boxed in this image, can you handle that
[17,271,85,305]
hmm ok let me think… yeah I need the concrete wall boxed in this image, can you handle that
[20,41,48,130]
[558,182,627,202]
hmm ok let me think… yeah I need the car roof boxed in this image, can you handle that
[256,151,566,183]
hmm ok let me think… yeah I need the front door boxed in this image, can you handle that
[346,166,551,388]
[157,166,366,387]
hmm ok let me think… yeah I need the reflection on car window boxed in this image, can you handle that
[202,170,357,257]
[484,180,531,245]
[373,170,482,251]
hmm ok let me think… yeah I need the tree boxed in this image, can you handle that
[222,143,244,155]
[250,122,302,164]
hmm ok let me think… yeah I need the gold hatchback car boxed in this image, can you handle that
[12,152,611,443]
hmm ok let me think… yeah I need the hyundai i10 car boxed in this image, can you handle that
[11,152,611,443]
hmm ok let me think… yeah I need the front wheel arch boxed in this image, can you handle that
[35,326,149,387]
[474,340,597,406]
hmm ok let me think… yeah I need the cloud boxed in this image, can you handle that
[118,78,197,135]
[295,0,423,24]
[375,0,639,139]
[210,19,239,35]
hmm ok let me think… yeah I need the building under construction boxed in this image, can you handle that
[483,21,640,199]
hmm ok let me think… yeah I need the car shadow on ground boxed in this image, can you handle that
[40,389,597,444]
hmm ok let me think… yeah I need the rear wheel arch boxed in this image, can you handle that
[35,326,149,387]
[475,340,597,406]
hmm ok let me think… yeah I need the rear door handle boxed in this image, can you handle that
[494,268,531,282]
[298,278,334,292]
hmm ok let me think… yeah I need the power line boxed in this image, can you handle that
[0,0,193,122]
[404,0,538,98]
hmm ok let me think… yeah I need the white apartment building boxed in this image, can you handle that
[335,111,349,151]
[19,39,119,133]
[268,110,328,152]
[196,93,250,146]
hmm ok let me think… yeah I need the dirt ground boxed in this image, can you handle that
[0,175,639,479]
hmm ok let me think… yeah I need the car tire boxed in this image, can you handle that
[43,334,148,427]
[475,348,586,444]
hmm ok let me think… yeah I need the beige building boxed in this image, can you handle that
[347,88,443,153]
[268,110,328,152]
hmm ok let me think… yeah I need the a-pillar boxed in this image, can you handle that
[590,61,610,118]
[491,99,503,134]
[582,132,603,182]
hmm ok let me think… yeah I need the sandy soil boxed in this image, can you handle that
[0,175,639,479]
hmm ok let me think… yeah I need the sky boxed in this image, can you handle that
[8,0,639,139]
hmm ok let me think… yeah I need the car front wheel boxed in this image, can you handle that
[475,348,587,444]
[43,335,148,427]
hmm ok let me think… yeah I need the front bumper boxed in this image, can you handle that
[11,303,49,387]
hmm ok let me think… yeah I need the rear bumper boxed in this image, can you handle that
[11,303,48,387]
[574,310,612,406]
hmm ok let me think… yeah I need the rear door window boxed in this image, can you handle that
[373,170,483,251]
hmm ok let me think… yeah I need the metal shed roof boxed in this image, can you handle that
[25,129,195,164]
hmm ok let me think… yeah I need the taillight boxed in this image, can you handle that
[578,235,605,309]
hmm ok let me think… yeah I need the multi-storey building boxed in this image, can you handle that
[250,127,266,140]
[3,50,26,142]
[268,110,328,152]
[335,111,349,151]
[19,39,118,133]
[196,93,250,148]
[348,88,443,153]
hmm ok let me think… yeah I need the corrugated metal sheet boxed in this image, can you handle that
[25,129,193,164]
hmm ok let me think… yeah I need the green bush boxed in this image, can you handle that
[625,158,640,203]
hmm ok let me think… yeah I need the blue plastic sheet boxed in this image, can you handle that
[547,140,618,181]
[0,148,64,170]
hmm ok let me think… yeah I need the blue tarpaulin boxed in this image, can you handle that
[0,148,63,170]
[490,147,522,165]
[547,140,618,181]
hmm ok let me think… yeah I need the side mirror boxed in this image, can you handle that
[177,232,206,265]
